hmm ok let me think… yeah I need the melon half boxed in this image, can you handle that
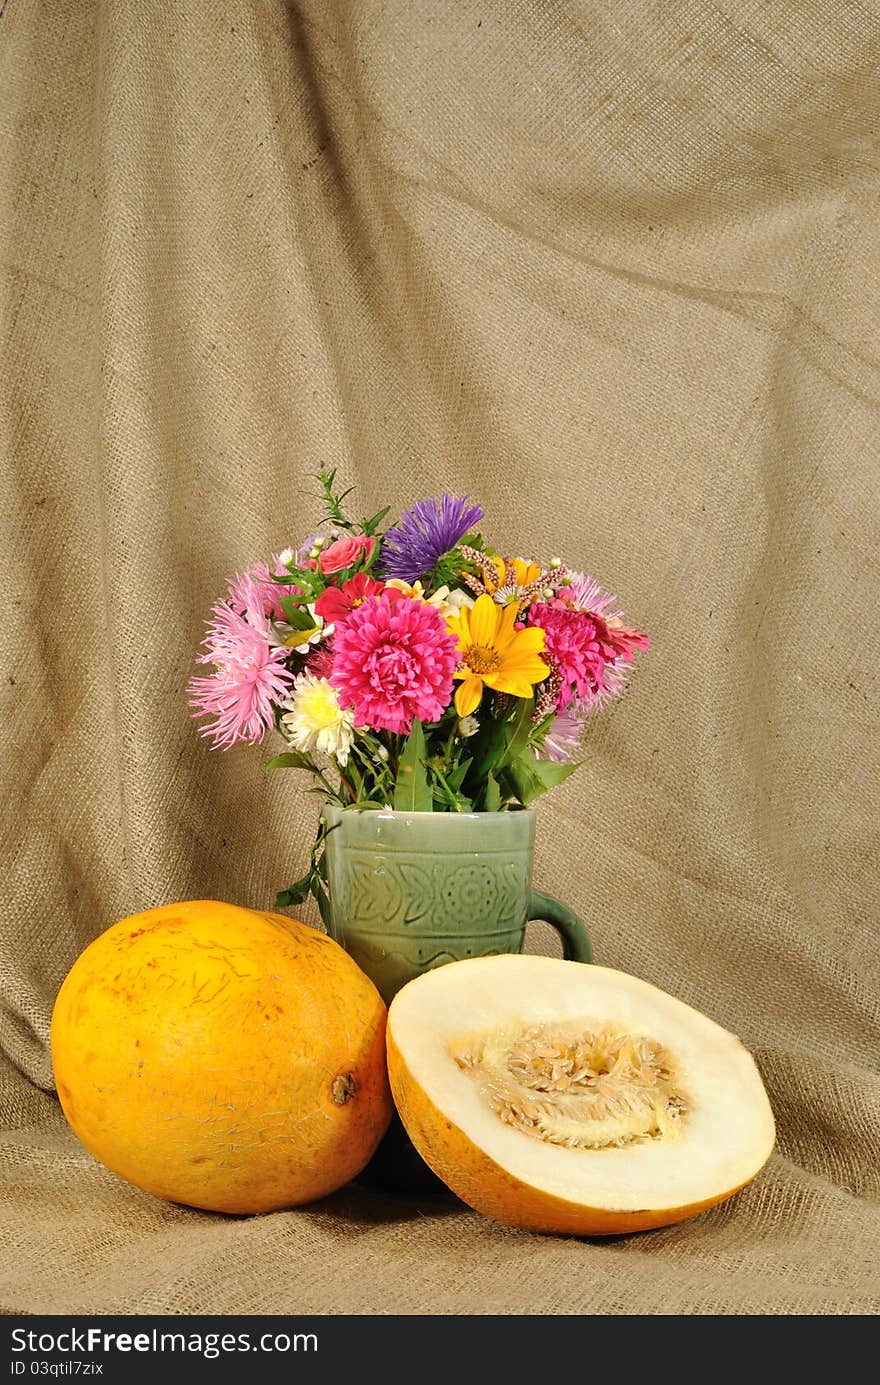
[387,956,775,1235]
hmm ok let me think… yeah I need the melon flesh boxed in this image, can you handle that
[387,955,775,1235]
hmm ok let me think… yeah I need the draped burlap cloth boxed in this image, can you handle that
[1,0,878,1316]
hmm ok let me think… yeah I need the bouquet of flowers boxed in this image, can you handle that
[188,472,648,916]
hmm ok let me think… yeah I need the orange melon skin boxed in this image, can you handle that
[387,1031,762,1237]
[50,900,393,1214]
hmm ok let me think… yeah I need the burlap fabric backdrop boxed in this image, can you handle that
[1,0,878,1316]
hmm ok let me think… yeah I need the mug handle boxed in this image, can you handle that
[528,890,592,963]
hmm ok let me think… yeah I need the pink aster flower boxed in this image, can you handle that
[227,556,292,623]
[562,571,621,619]
[601,617,650,664]
[584,657,629,712]
[538,699,590,764]
[537,670,627,760]
[188,602,294,748]
[330,593,457,734]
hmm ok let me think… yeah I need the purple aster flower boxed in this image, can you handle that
[378,495,483,582]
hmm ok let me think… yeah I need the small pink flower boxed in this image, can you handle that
[318,534,376,575]
[330,593,457,734]
[188,602,293,748]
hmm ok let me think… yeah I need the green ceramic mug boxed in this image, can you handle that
[322,803,592,1006]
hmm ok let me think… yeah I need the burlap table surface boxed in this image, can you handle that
[2,0,878,1315]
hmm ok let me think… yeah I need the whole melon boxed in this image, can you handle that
[50,899,393,1213]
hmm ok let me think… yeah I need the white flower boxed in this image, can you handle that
[281,675,355,766]
[458,715,480,738]
[383,578,460,619]
[445,587,475,611]
[278,547,295,568]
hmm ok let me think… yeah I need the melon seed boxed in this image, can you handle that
[450,1020,689,1151]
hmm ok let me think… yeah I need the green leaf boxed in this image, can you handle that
[275,873,313,907]
[507,750,579,806]
[502,697,535,766]
[393,718,432,812]
[311,876,331,927]
[504,756,541,806]
[445,756,472,794]
[279,597,316,629]
[361,504,391,536]
[427,756,474,813]
[484,769,502,812]
[275,813,335,910]
[344,755,364,797]
[468,715,508,778]
[318,468,357,531]
[271,564,324,599]
[263,751,317,772]
[531,756,580,791]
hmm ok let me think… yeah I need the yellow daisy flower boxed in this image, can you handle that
[446,593,549,717]
[484,556,543,592]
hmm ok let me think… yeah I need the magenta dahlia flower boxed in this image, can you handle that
[188,602,294,748]
[528,603,617,710]
[330,593,457,734]
[529,600,648,711]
